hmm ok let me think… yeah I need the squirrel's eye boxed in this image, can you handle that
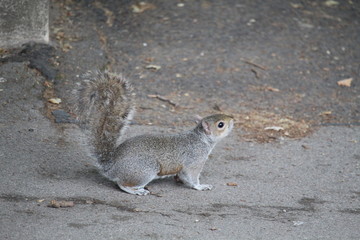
[218,122,224,128]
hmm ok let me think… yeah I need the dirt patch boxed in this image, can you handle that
[234,111,312,143]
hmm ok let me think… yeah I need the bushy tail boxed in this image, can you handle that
[77,71,135,165]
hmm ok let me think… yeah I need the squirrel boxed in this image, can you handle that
[77,71,234,195]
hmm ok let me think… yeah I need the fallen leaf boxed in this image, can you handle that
[0,48,8,54]
[145,57,154,63]
[37,199,45,203]
[324,0,339,7]
[61,43,73,52]
[319,111,332,116]
[337,78,352,87]
[48,98,62,104]
[43,81,53,88]
[48,200,74,208]
[93,2,114,27]
[290,3,302,8]
[264,126,284,131]
[265,86,280,92]
[145,64,161,71]
[131,2,155,13]
[150,192,163,197]
[226,182,238,186]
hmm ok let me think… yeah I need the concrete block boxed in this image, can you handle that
[0,0,49,48]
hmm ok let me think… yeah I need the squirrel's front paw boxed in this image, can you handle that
[193,184,213,191]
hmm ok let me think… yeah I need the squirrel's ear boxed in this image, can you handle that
[202,120,211,135]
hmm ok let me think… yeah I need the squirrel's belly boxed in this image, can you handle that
[157,162,183,176]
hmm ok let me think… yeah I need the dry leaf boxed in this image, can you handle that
[0,48,7,54]
[337,78,352,87]
[264,126,284,131]
[290,3,302,8]
[131,2,155,13]
[226,182,238,186]
[319,111,332,116]
[62,43,73,52]
[48,98,62,104]
[93,2,114,27]
[266,86,280,92]
[44,81,53,88]
[324,0,339,7]
[145,64,161,70]
[48,200,74,208]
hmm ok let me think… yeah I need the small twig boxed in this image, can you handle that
[213,104,223,112]
[251,68,260,78]
[148,94,177,107]
[243,59,268,71]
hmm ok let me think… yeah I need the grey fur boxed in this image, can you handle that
[77,71,135,164]
[77,71,234,195]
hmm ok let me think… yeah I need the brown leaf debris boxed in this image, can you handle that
[48,200,75,208]
[337,78,352,87]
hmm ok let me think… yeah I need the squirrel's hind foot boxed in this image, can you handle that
[118,185,150,196]
[193,184,213,191]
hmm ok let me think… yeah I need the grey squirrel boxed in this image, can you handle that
[77,71,234,195]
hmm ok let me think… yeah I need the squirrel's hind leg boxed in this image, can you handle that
[177,168,213,191]
[118,183,150,196]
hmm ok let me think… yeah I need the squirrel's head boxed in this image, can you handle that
[199,114,234,142]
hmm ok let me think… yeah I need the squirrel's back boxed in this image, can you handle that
[77,71,135,165]
[76,70,234,195]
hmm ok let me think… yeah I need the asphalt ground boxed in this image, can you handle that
[0,0,359,239]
